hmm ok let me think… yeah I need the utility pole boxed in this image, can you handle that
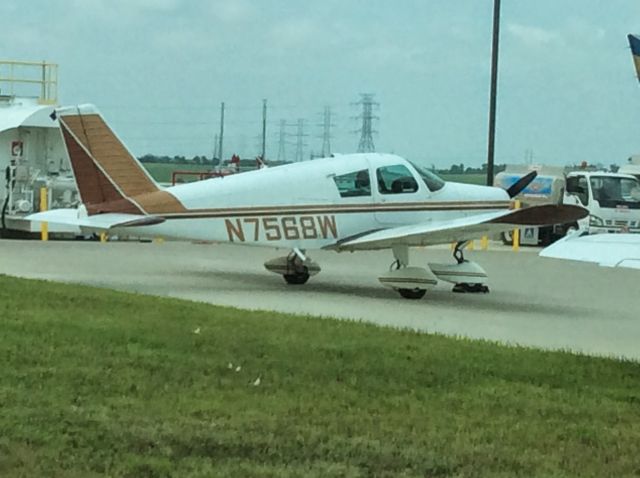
[261,99,267,160]
[277,119,287,162]
[218,101,225,162]
[319,105,334,157]
[354,93,378,153]
[486,0,501,186]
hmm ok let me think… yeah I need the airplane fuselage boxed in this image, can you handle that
[118,153,511,249]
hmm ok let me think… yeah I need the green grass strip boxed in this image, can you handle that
[0,274,639,477]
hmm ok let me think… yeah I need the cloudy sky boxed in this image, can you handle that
[2,0,640,168]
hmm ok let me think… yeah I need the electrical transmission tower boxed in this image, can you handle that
[318,105,334,158]
[277,119,287,162]
[354,93,379,153]
[290,119,308,162]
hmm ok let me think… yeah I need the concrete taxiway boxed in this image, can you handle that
[0,239,637,360]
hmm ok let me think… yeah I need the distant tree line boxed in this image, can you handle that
[436,163,506,175]
[138,154,220,166]
[138,154,506,175]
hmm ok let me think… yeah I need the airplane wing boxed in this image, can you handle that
[329,204,587,251]
[540,233,640,269]
[27,209,165,231]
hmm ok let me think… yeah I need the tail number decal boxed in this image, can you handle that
[225,215,337,242]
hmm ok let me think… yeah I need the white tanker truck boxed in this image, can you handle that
[495,165,640,246]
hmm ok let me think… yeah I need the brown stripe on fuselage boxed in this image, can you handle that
[134,190,188,214]
[155,201,512,219]
[155,200,511,216]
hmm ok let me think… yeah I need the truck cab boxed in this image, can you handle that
[565,172,640,234]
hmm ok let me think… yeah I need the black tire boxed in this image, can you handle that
[563,222,579,236]
[283,271,310,285]
[398,288,427,300]
[538,227,553,247]
[453,283,489,294]
[500,231,513,246]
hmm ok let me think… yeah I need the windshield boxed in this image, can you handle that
[408,161,445,192]
[589,176,640,208]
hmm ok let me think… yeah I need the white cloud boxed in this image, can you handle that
[268,18,320,48]
[152,28,212,52]
[213,0,254,23]
[507,23,561,48]
[72,0,180,14]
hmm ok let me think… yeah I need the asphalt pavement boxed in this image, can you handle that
[0,239,637,360]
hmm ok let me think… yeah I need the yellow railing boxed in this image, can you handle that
[0,60,58,105]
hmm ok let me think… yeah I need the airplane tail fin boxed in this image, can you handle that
[628,34,640,82]
[55,104,161,216]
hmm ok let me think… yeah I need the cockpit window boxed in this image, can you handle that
[333,169,371,197]
[409,161,445,192]
[376,165,419,194]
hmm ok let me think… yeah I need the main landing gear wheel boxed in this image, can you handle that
[264,249,320,285]
[283,267,310,285]
[398,288,427,300]
[452,283,489,294]
[450,242,490,294]
[282,250,311,285]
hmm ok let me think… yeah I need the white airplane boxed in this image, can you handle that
[540,232,640,269]
[28,105,587,299]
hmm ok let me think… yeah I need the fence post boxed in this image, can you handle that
[512,200,520,251]
[39,187,48,241]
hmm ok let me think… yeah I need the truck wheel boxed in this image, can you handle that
[500,231,513,246]
[539,228,553,247]
[563,222,579,235]
[398,288,426,300]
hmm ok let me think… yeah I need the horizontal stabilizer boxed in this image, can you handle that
[330,204,587,251]
[27,209,165,231]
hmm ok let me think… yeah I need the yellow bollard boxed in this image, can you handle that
[481,235,489,250]
[39,187,48,241]
[100,232,108,243]
[512,200,521,251]
[468,240,475,251]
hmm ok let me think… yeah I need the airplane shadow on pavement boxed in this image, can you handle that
[179,268,591,320]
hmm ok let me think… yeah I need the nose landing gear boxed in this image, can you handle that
[378,245,437,300]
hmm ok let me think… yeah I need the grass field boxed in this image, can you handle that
[142,163,212,184]
[2,275,639,477]
[439,173,487,185]
[141,162,489,186]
